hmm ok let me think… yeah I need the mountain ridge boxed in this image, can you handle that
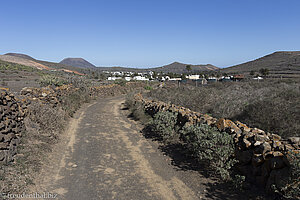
[5,53,36,61]
[2,51,300,78]
[150,61,218,73]
[221,51,300,77]
[60,58,96,69]
[0,53,85,75]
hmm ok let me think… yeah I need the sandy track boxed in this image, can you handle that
[29,96,214,200]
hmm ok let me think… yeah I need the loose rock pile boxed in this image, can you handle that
[134,93,299,190]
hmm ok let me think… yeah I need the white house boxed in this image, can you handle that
[148,71,154,75]
[161,76,170,81]
[107,77,122,81]
[186,75,200,80]
[169,78,182,81]
[112,71,123,76]
[222,76,231,80]
[133,76,149,81]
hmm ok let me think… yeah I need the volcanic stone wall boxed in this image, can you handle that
[0,82,145,165]
[0,89,26,164]
[133,93,299,190]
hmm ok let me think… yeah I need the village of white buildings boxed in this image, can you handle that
[105,70,264,83]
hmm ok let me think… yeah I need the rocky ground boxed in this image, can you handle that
[0,70,40,92]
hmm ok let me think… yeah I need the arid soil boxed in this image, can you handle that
[28,96,263,200]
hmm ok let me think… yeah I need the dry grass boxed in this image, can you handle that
[146,80,300,138]
[0,103,66,196]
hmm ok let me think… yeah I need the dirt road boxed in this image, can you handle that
[29,96,234,200]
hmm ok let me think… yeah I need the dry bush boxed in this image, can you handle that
[57,77,92,117]
[25,102,66,141]
[147,80,300,137]
[60,88,90,117]
[125,93,151,124]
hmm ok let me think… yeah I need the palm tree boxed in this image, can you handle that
[186,65,192,73]
[259,68,269,77]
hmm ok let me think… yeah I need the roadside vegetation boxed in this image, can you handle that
[147,110,238,181]
[125,94,244,182]
[146,79,300,138]
[125,99,249,198]
[0,75,146,196]
[125,80,300,199]
[0,77,91,196]
[272,151,300,199]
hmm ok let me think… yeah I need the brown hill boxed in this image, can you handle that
[221,51,300,78]
[151,62,218,73]
[0,54,84,75]
[96,66,142,72]
[60,58,96,69]
[36,60,87,74]
[5,53,36,61]
[0,55,51,70]
[96,62,218,74]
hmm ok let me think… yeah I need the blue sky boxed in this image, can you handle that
[1,0,300,68]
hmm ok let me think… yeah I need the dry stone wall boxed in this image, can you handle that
[20,84,80,106]
[0,82,145,165]
[133,93,299,190]
[0,89,26,164]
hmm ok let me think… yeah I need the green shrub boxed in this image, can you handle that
[0,60,36,72]
[60,88,90,117]
[1,80,8,86]
[150,111,178,142]
[66,76,90,89]
[114,79,127,86]
[232,174,246,191]
[39,74,67,87]
[144,85,153,90]
[180,124,237,180]
[272,151,300,199]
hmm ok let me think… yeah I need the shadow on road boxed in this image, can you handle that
[140,125,275,200]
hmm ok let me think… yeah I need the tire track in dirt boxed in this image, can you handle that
[111,99,197,200]
[29,97,206,200]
